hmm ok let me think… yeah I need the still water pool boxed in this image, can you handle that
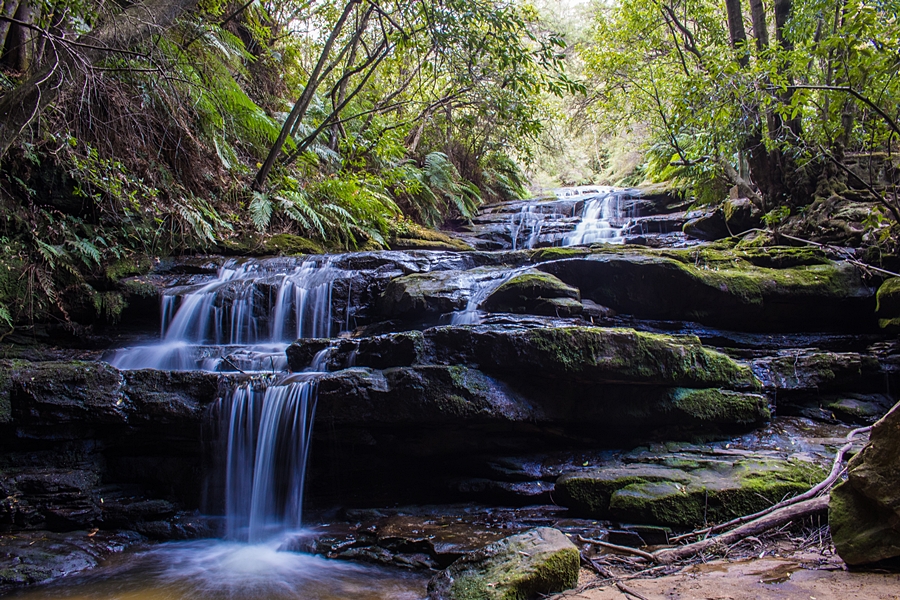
[3,539,428,600]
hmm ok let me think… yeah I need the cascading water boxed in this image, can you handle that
[564,188,628,245]
[509,205,547,250]
[107,256,340,372]
[217,374,318,543]
[106,256,342,545]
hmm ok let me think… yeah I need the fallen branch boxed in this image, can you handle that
[652,496,830,564]
[671,425,871,543]
[616,581,653,600]
[734,229,900,278]
[577,535,655,562]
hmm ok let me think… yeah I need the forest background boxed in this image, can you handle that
[0,0,897,330]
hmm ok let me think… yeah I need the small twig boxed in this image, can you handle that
[221,356,247,374]
[616,581,653,600]
[577,535,655,562]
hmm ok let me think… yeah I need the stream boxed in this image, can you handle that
[1,186,897,598]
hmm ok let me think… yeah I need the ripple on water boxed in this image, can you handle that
[5,538,428,600]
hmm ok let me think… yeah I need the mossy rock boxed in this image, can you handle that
[261,234,324,256]
[537,246,873,331]
[377,270,481,318]
[9,360,127,424]
[427,325,760,390]
[875,278,900,331]
[830,401,900,565]
[427,527,579,600]
[220,233,324,256]
[669,388,770,426]
[389,224,473,252]
[530,247,591,262]
[481,271,581,316]
[105,255,154,281]
[556,457,826,527]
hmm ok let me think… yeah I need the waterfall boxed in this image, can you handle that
[509,205,546,251]
[107,257,341,372]
[217,374,318,543]
[564,190,627,245]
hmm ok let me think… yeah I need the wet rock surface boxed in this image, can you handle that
[0,530,143,591]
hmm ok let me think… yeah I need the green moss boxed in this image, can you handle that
[262,234,324,255]
[669,388,770,425]
[389,222,473,251]
[875,278,900,315]
[121,278,158,298]
[92,291,127,323]
[524,327,759,389]
[492,272,579,298]
[527,547,580,598]
[559,458,827,527]
[530,247,591,262]
[105,255,153,281]
[435,529,579,600]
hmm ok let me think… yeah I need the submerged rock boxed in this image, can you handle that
[830,401,900,566]
[427,527,579,600]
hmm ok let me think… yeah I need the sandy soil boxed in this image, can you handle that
[553,553,900,600]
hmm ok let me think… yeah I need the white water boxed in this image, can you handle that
[564,188,628,245]
[107,257,341,372]
[509,205,548,251]
[215,374,318,543]
[3,538,427,599]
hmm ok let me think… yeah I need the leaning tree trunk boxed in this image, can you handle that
[0,0,199,158]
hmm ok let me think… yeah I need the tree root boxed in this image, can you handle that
[577,424,869,567]
[652,496,829,564]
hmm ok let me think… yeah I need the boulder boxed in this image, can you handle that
[0,530,142,590]
[830,401,900,565]
[537,246,874,331]
[427,527,579,600]
[722,197,761,233]
[481,271,581,317]
[428,326,759,390]
[752,351,883,392]
[683,209,730,241]
[377,270,476,318]
[556,456,826,527]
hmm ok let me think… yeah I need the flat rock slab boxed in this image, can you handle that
[0,530,142,591]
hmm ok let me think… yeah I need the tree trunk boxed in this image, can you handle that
[254,0,360,190]
[1,0,34,71]
[748,0,769,50]
[0,0,20,55]
[0,0,199,158]
[724,0,750,68]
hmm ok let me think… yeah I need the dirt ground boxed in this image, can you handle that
[553,531,900,600]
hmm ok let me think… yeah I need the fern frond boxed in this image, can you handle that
[249,191,274,232]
